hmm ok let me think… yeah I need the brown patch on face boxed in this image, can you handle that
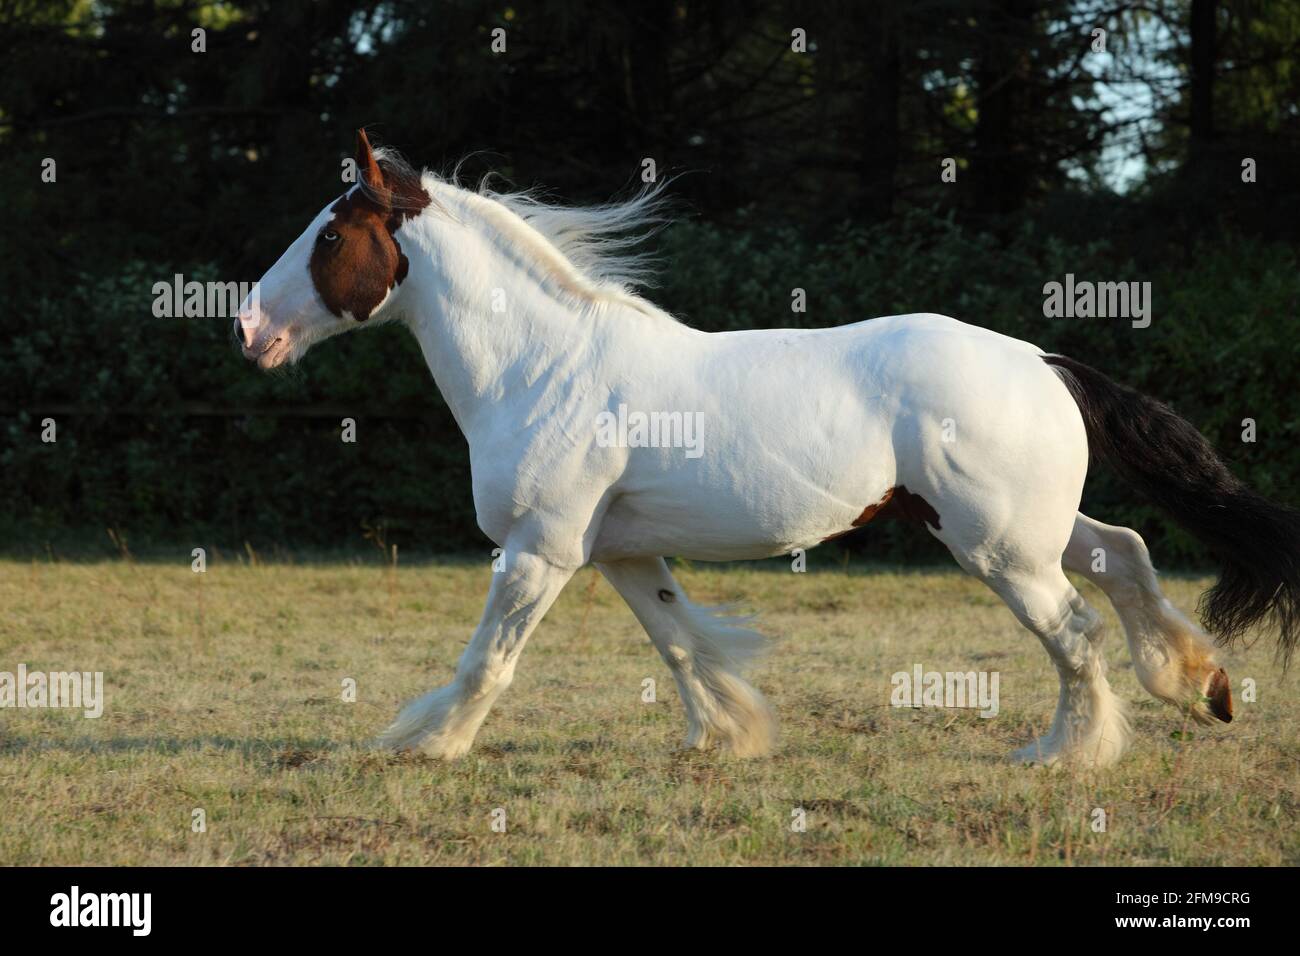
[309,129,431,322]
[822,485,942,542]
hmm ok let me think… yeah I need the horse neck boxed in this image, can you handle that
[398,214,608,438]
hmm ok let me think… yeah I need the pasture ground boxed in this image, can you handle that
[1,553,1295,865]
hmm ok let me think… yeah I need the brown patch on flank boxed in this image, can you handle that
[1206,667,1233,723]
[878,485,942,529]
[822,489,895,542]
[821,484,942,542]
[309,129,431,322]
[853,487,897,526]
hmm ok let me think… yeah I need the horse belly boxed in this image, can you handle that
[590,453,895,562]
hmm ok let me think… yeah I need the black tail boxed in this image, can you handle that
[1044,353,1300,667]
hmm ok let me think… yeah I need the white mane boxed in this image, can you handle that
[373,148,675,312]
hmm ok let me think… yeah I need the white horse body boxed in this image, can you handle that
[238,133,1300,768]
[403,222,1074,566]
[588,316,1070,563]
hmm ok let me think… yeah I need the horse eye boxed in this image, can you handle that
[321,230,340,242]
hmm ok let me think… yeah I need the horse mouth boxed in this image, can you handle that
[255,336,289,369]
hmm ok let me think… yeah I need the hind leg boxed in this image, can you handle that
[1064,513,1232,724]
[596,557,777,756]
[933,495,1130,766]
[973,562,1131,767]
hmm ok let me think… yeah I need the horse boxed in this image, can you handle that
[235,130,1300,767]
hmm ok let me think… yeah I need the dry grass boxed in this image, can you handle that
[0,553,1296,865]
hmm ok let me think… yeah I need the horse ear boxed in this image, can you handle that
[354,128,389,203]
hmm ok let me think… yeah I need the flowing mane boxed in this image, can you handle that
[370,147,675,311]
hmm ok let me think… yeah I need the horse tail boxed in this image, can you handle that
[1044,353,1300,667]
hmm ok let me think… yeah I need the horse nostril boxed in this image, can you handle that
[235,313,261,349]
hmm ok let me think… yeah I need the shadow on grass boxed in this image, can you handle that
[0,733,540,774]
[1,733,350,762]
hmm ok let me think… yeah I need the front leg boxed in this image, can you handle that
[377,549,575,758]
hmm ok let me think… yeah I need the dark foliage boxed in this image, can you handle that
[1,0,1297,561]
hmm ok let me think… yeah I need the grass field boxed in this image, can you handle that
[1,552,1296,866]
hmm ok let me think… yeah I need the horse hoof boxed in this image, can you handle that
[1011,741,1060,766]
[1206,667,1233,723]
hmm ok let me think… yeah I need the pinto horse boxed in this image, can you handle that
[236,131,1299,767]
